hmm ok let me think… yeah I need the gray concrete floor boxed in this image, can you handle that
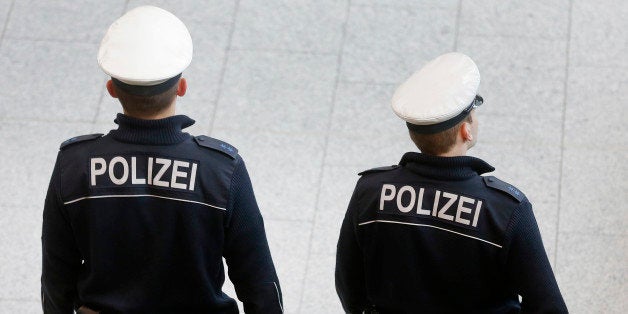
[0,0,626,313]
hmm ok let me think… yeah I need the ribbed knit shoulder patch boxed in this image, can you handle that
[60,133,103,150]
[358,165,400,176]
[194,135,238,159]
[483,176,524,202]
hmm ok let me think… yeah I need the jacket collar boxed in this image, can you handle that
[399,152,495,180]
[108,113,195,145]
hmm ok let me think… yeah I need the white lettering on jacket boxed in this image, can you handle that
[90,156,198,191]
[379,184,483,228]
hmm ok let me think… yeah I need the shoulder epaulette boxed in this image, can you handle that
[194,135,238,159]
[60,133,103,150]
[358,165,400,176]
[483,176,524,202]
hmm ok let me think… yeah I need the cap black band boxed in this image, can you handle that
[111,73,182,96]
[406,95,483,134]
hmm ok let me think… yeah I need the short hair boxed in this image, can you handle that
[409,114,473,155]
[112,81,179,116]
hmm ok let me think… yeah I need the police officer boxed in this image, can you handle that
[41,6,283,313]
[335,53,568,313]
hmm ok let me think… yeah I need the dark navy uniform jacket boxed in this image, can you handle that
[336,152,567,314]
[42,114,283,313]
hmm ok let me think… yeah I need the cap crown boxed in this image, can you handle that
[391,52,480,125]
[97,6,193,86]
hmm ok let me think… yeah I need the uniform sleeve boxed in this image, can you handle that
[335,184,368,313]
[41,153,81,313]
[504,200,568,313]
[223,158,283,314]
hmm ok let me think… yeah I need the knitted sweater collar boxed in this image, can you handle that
[109,113,195,145]
[399,152,495,181]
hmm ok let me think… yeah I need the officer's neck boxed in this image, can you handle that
[436,141,471,157]
[123,103,176,120]
[436,149,466,157]
[435,131,476,157]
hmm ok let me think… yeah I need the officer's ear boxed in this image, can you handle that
[106,80,118,98]
[461,121,473,142]
[176,78,187,97]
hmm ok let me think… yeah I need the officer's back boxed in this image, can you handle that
[55,125,242,312]
[41,6,282,313]
[335,53,567,313]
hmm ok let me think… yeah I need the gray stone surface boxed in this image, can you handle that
[325,131,416,167]
[175,98,214,136]
[213,50,337,132]
[341,4,456,84]
[0,40,103,122]
[0,206,41,300]
[559,148,627,235]
[232,0,348,53]
[564,66,628,149]
[0,121,94,207]
[570,0,628,67]
[0,0,12,34]
[459,0,570,39]
[560,65,628,236]
[0,300,42,313]
[556,233,627,313]
[211,129,326,221]
[300,254,343,314]
[265,220,312,314]
[330,82,398,134]
[351,0,458,10]
[127,0,236,25]
[309,166,363,256]
[5,0,125,43]
[478,113,563,145]
[1,1,626,313]
[180,23,231,101]
[457,35,567,117]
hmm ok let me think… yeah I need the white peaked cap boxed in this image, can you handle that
[97,6,193,86]
[391,52,481,130]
